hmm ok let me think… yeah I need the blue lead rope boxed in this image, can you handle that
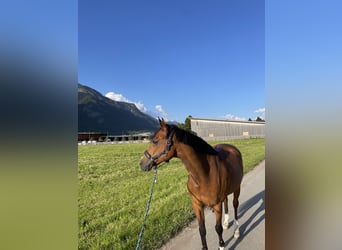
[135,166,158,250]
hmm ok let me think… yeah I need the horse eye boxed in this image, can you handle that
[152,140,158,145]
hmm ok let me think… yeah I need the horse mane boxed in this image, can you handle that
[168,125,218,155]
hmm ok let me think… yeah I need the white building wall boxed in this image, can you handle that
[190,118,265,140]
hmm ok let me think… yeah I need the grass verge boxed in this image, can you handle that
[78,138,264,249]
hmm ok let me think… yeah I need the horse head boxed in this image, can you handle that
[140,118,176,171]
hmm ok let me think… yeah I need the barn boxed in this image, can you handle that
[190,117,265,140]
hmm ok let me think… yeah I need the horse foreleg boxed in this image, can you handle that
[222,197,229,229]
[233,187,241,239]
[191,197,207,250]
[213,203,225,250]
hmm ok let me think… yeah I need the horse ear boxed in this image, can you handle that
[159,118,166,128]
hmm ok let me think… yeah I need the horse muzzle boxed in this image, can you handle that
[139,157,155,171]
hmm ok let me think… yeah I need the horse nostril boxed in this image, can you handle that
[140,164,146,171]
[140,159,152,171]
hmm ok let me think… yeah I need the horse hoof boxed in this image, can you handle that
[234,230,240,239]
[219,246,224,250]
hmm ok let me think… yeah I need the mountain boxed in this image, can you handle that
[78,83,159,134]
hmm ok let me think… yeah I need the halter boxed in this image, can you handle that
[143,128,175,167]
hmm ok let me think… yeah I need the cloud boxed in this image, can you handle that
[105,92,129,103]
[104,91,171,120]
[155,105,168,117]
[224,114,247,121]
[105,91,147,113]
[135,102,147,113]
[254,107,266,119]
[255,107,265,113]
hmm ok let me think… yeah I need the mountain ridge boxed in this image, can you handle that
[78,83,159,135]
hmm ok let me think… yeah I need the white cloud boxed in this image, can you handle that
[105,92,129,103]
[155,105,163,113]
[105,91,147,113]
[135,102,147,113]
[155,105,168,117]
[104,91,172,120]
[254,107,266,119]
[255,108,265,113]
[224,114,247,121]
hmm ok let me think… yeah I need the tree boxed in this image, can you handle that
[256,116,265,122]
[183,115,192,131]
[178,115,191,130]
[178,115,197,135]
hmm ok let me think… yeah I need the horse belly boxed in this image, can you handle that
[199,193,221,207]
[187,179,221,207]
[215,146,243,193]
[220,166,243,195]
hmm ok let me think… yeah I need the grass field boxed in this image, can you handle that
[78,138,265,250]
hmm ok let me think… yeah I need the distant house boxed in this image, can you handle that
[190,117,265,140]
[107,132,152,142]
[78,132,152,142]
[78,132,107,142]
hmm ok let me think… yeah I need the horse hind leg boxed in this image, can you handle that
[233,187,241,238]
[222,197,229,229]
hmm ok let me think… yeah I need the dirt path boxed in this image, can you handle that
[160,161,265,250]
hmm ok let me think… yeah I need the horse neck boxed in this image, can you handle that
[175,142,211,181]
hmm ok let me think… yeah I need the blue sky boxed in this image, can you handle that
[79,0,265,123]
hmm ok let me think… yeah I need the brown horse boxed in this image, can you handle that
[140,119,243,250]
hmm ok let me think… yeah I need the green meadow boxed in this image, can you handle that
[78,138,265,250]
